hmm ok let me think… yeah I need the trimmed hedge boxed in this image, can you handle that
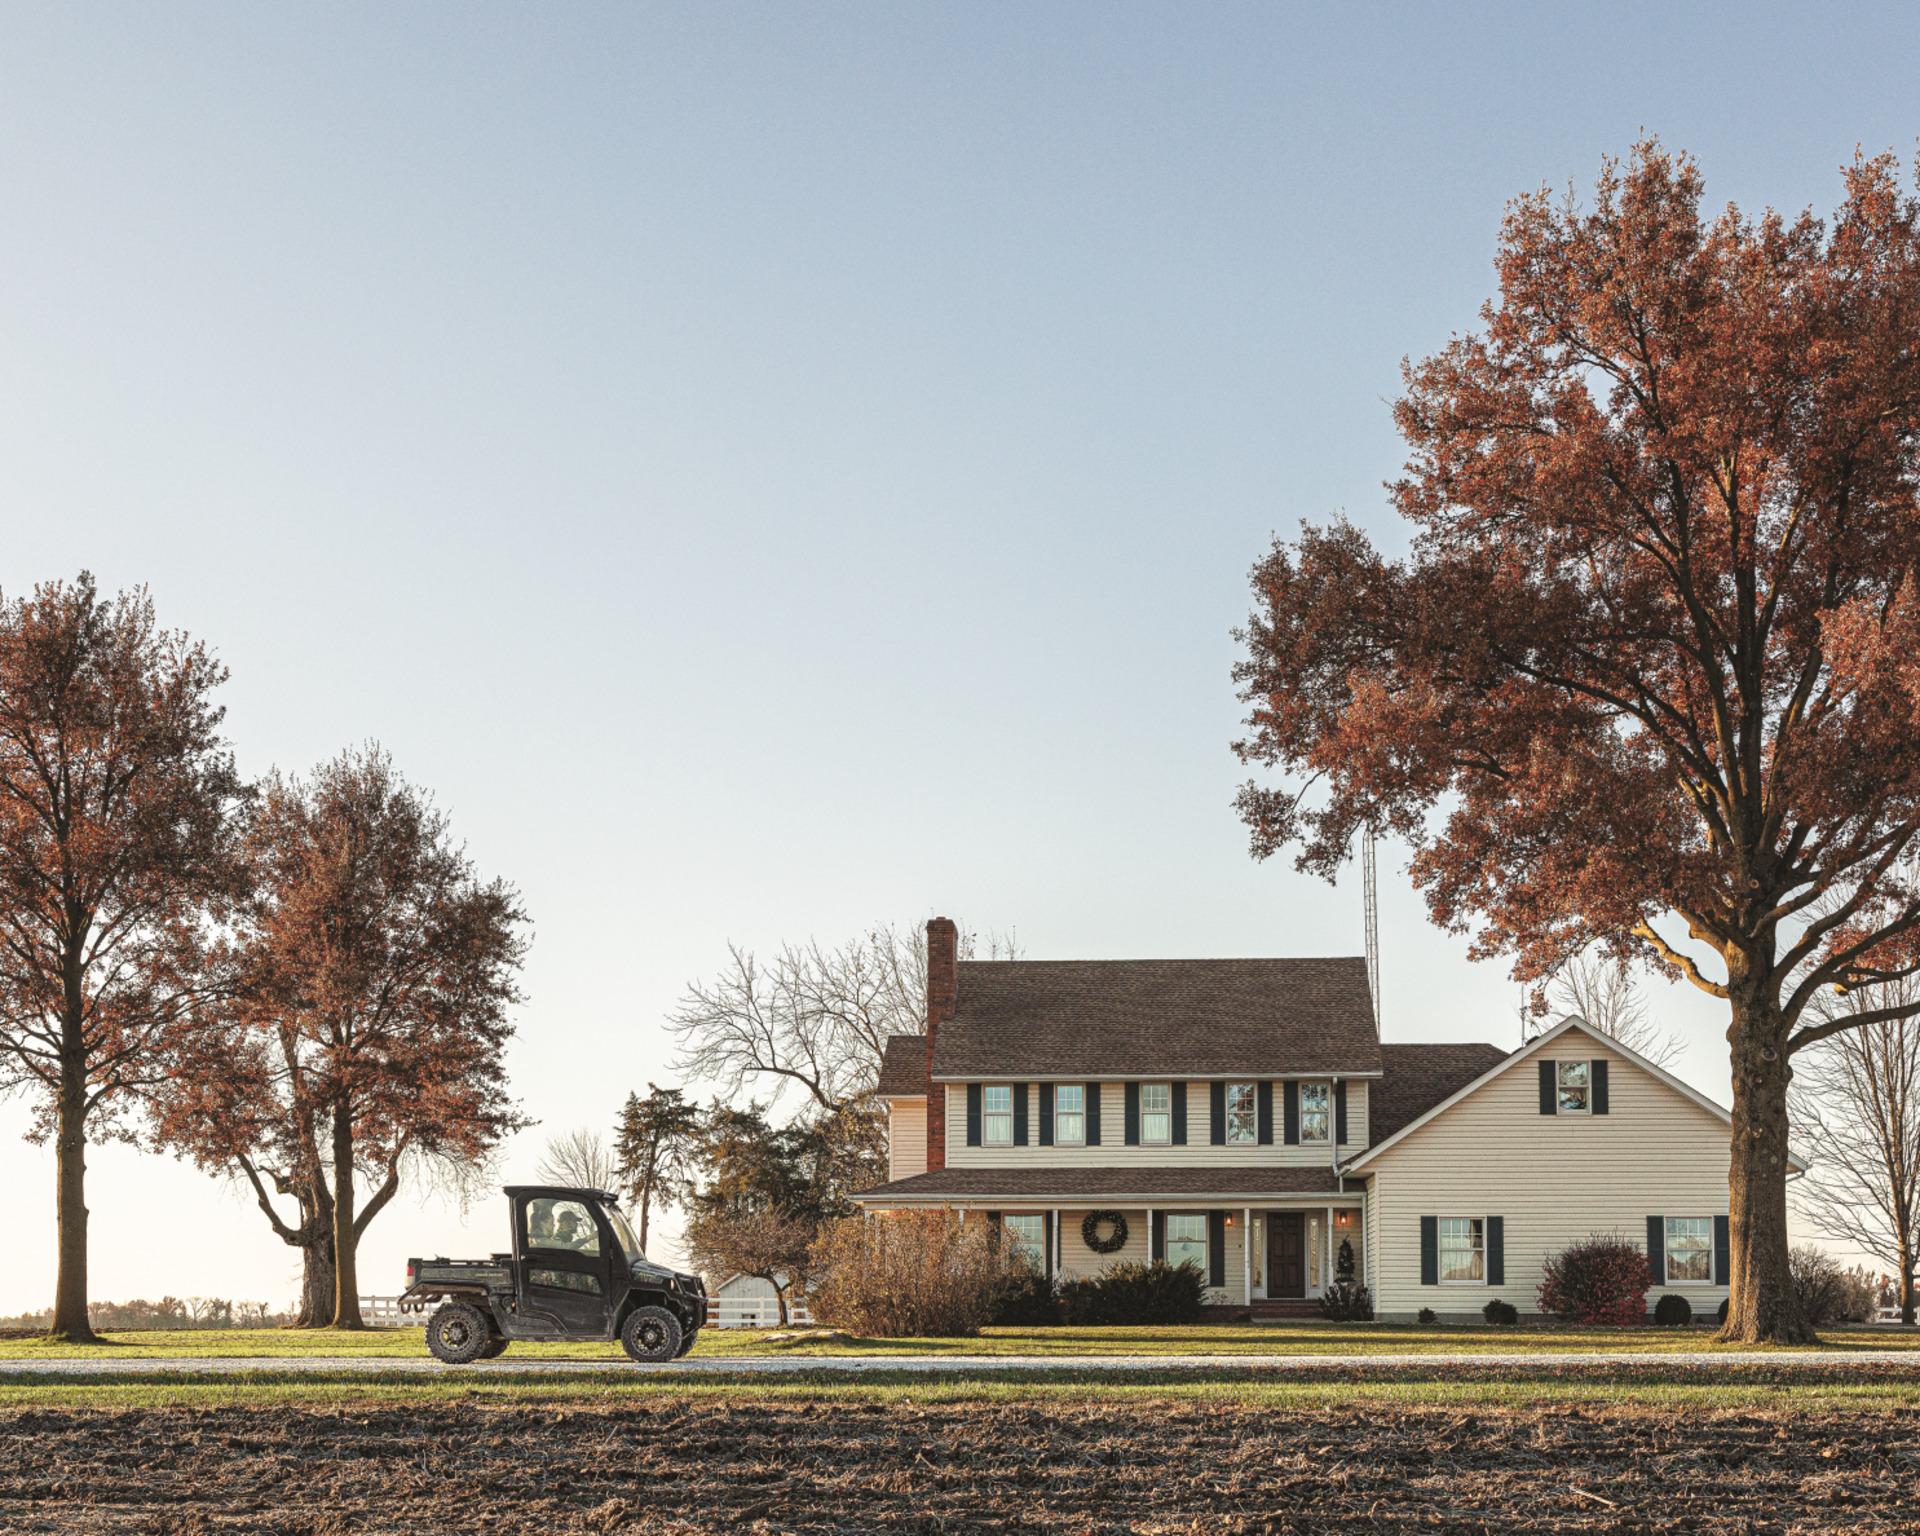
[1058,1260,1207,1325]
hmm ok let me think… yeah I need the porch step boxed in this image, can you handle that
[1246,1299,1323,1320]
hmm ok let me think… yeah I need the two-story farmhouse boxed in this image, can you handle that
[856,917,1783,1321]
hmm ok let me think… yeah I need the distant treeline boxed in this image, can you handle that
[0,1297,297,1332]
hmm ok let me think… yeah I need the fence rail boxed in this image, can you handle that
[358,1294,811,1330]
[358,1296,423,1326]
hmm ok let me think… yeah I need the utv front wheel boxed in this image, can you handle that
[425,1302,489,1364]
[477,1337,509,1359]
[673,1326,699,1359]
[621,1306,683,1363]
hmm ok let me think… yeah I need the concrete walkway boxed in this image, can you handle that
[4,1349,1915,1377]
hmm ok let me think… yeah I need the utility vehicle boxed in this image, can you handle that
[402,1185,707,1363]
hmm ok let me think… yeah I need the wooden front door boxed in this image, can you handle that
[1268,1211,1306,1298]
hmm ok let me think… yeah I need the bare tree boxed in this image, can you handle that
[1791,975,1920,1324]
[1547,952,1684,1068]
[667,921,1017,1115]
[537,1127,617,1191]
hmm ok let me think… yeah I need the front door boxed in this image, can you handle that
[1268,1211,1306,1298]
[515,1194,615,1337]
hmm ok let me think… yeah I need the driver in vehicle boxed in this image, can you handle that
[552,1210,592,1251]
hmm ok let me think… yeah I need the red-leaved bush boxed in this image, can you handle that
[1536,1235,1650,1326]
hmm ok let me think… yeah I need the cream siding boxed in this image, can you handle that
[1364,1036,1732,1321]
[990,1205,1251,1306]
[942,1080,1370,1169]
[886,1098,927,1182]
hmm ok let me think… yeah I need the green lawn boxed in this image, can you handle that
[2,1321,1915,1360]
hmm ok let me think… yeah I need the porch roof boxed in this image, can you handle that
[853,1165,1358,1204]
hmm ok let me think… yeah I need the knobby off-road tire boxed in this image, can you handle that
[673,1326,699,1359]
[478,1337,510,1359]
[621,1305,683,1363]
[426,1302,490,1364]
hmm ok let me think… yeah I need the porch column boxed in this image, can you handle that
[1146,1206,1155,1263]
[1324,1203,1333,1288]
[1242,1206,1252,1307]
[1052,1209,1061,1282]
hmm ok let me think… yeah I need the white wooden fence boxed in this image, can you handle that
[358,1296,423,1326]
[359,1293,812,1329]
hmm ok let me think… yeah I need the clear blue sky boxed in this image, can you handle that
[1,3,1912,1311]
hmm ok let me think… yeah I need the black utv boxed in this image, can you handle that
[402,1185,707,1363]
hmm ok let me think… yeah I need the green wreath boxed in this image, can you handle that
[1081,1210,1129,1254]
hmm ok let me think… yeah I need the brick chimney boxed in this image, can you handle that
[924,916,958,1171]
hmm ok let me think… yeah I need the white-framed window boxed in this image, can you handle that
[1002,1213,1046,1272]
[1054,1084,1085,1146]
[1439,1217,1484,1284]
[983,1084,1014,1145]
[1226,1082,1257,1144]
[1300,1081,1331,1144]
[1557,1060,1591,1114]
[1665,1217,1713,1283]
[1165,1213,1207,1274]
[1141,1082,1172,1145]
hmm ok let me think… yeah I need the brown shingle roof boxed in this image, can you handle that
[929,957,1380,1079]
[876,1034,927,1098]
[855,1165,1353,1202]
[1369,1042,1508,1144]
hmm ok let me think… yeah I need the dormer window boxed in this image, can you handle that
[1300,1081,1331,1144]
[1556,1061,1591,1115]
[983,1084,1014,1145]
[1226,1082,1257,1144]
[1141,1082,1172,1145]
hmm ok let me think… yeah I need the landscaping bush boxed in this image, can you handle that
[1536,1234,1650,1326]
[1057,1260,1207,1325]
[1417,1306,1437,1325]
[808,1209,1025,1337]
[1318,1280,1373,1322]
[1789,1244,1878,1325]
[1481,1298,1518,1326]
[1653,1292,1693,1327]
[989,1266,1060,1325]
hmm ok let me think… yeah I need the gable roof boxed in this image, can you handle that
[929,957,1381,1079]
[1344,1015,1808,1172]
[876,1034,927,1098]
[1370,1042,1509,1144]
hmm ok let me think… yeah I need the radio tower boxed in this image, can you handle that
[1361,830,1380,1033]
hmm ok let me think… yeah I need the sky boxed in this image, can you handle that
[0,2,1914,1314]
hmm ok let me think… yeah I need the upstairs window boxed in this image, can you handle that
[1165,1213,1208,1274]
[1226,1082,1258,1144]
[1002,1213,1045,1272]
[983,1084,1014,1145]
[1055,1084,1086,1146]
[1665,1217,1712,1283]
[1300,1082,1331,1144]
[1557,1060,1591,1114]
[1141,1082,1172,1145]
[1439,1217,1484,1284]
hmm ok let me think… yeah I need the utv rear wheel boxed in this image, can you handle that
[426,1302,489,1364]
[621,1306,683,1363]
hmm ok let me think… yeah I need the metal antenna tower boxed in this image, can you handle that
[1361,831,1380,1033]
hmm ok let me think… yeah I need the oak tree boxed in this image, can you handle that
[0,575,245,1341]
[1233,144,1920,1342]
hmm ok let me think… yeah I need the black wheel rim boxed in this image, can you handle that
[441,1317,472,1350]
[638,1321,666,1352]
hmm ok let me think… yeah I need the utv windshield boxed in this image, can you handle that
[602,1202,646,1266]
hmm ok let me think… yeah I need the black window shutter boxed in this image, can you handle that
[1012,1084,1029,1145]
[1085,1083,1102,1146]
[1124,1082,1140,1145]
[1150,1211,1165,1262]
[1334,1081,1349,1144]
[1283,1080,1300,1145]
[1038,1083,1054,1147]
[1210,1082,1226,1145]
[1713,1215,1730,1286]
[1645,1215,1666,1286]
[1538,1060,1557,1115]
[1487,1215,1504,1286]
[1591,1060,1609,1115]
[1208,1212,1226,1287]
[1257,1081,1273,1144]
[1419,1216,1438,1286]
[966,1084,982,1147]
[1044,1214,1054,1280]
[1171,1082,1188,1145]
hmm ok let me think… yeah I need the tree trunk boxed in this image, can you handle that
[773,1278,789,1327]
[296,1228,337,1329]
[1721,980,1812,1344]
[49,1061,96,1343]
[328,1102,364,1329]
[1900,1251,1915,1327]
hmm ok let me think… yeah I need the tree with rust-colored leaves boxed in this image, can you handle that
[0,575,247,1342]
[1233,143,1920,1343]
[155,747,529,1328]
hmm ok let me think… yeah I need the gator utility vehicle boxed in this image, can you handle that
[403,1185,707,1363]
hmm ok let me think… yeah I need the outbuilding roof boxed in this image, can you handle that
[929,957,1381,1079]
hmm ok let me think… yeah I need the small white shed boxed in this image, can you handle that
[708,1271,812,1328]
